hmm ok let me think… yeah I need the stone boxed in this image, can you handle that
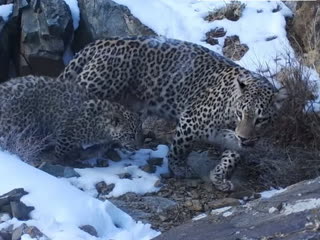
[222,35,249,61]
[73,0,156,52]
[147,157,164,166]
[19,0,73,76]
[140,164,156,173]
[80,225,98,237]
[10,201,34,220]
[207,198,240,210]
[96,158,109,167]
[118,172,132,179]
[0,233,11,240]
[12,224,48,240]
[0,188,28,207]
[39,162,80,178]
[154,180,162,188]
[142,196,177,213]
[191,200,202,211]
[205,27,226,46]
[104,149,121,162]
[95,181,115,195]
[154,176,320,240]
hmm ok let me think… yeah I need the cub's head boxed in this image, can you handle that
[87,100,143,150]
[234,75,287,147]
[96,100,143,150]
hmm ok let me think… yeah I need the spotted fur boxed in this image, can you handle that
[58,37,286,190]
[0,75,142,161]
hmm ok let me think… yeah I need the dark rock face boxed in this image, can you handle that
[19,0,73,76]
[73,0,156,52]
[155,177,320,240]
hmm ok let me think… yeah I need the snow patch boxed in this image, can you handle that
[0,151,159,240]
[282,198,320,215]
[0,4,13,22]
[68,145,169,198]
[192,213,207,221]
[268,207,278,214]
[63,0,80,29]
[222,211,233,217]
[260,188,286,199]
[211,206,232,215]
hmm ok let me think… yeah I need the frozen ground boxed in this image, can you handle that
[0,150,161,240]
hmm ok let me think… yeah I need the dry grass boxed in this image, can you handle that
[204,1,246,22]
[240,57,320,190]
[0,126,52,166]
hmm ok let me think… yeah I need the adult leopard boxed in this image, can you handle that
[58,37,286,191]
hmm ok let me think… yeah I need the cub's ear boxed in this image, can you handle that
[274,87,287,110]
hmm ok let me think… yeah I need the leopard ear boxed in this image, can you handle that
[274,87,287,110]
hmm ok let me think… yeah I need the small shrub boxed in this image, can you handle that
[0,126,52,165]
[205,1,246,22]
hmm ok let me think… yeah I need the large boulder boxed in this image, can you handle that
[155,177,320,240]
[290,1,320,74]
[19,0,73,77]
[73,0,156,52]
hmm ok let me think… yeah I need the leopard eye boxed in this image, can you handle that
[236,110,242,120]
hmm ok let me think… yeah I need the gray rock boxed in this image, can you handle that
[10,201,34,220]
[103,149,121,162]
[147,158,164,166]
[207,198,240,210]
[19,0,73,76]
[39,162,80,178]
[0,188,34,221]
[154,177,320,240]
[0,230,11,240]
[111,196,177,223]
[0,188,27,207]
[222,35,249,61]
[118,172,132,179]
[73,0,156,51]
[95,181,115,195]
[140,164,156,173]
[80,225,98,237]
[12,224,48,240]
[96,158,109,167]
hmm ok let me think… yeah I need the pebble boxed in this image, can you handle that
[118,173,132,179]
[207,198,240,210]
[140,164,156,173]
[95,181,115,195]
[96,158,109,167]
[147,158,164,166]
[80,225,98,237]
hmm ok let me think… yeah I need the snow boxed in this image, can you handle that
[68,145,169,198]
[211,206,232,215]
[0,151,159,240]
[113,0,292,74]
[0,4,13,22]
[192,213,207,221]
[260,188,286,199]
[114,0,320,107]
[282,198,320,215]
[63,0,80,30]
